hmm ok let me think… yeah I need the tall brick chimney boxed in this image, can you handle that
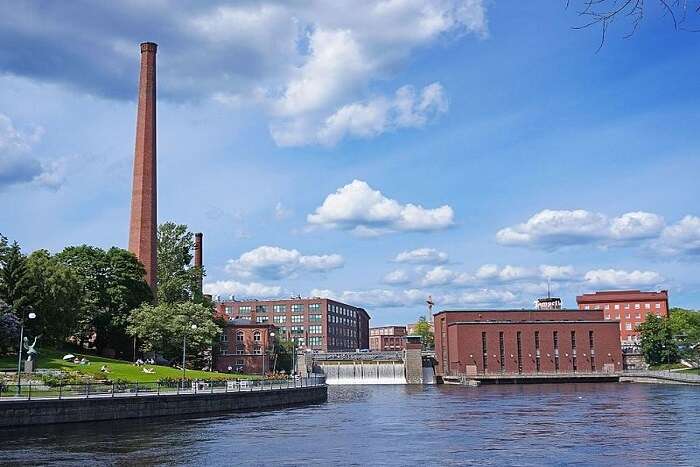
[194,232,203,296]
[129,42,158,294]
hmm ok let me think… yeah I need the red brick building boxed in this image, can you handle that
[215,297,370,352]
[369,326,407,351]
[434,310,622,377]
[576,290,669,346]
[215,319,276,375]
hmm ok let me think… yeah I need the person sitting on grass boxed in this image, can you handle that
[100,365,110,373]
[142,367,155,374]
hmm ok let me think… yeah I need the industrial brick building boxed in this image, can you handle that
[369,326,407,351]
[215,319,276,375]
[215,298,370,352]
[434,310,622,377]
[576,290,669,346]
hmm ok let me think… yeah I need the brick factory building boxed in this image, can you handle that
[576,290,669,347]
[215,298,370,352]
[215,319,276,375]
[369,326,407,351]
[434,310,622,377]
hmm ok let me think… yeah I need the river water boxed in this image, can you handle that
[1,383,699,466]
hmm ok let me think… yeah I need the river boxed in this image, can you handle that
[1,383,699,466]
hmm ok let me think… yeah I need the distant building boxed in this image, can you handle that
[215,319,276,375]
[406,321,434,335]
[369,326,407,351]
[576,290,669,347]
[215,297,370,352]
[434,309,622,377]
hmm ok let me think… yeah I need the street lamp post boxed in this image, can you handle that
[263,331,275,377]
[182,324,197,389]
[16,308,36,396]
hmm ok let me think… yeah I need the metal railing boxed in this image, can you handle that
[0,375,326,402]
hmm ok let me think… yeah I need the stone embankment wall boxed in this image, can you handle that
[0,386,327,428]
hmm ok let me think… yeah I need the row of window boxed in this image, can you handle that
[224,303,322,315]
[584,302,663,311]
[604,312,662,321]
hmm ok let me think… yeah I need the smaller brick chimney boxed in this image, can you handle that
[194,232,203,296]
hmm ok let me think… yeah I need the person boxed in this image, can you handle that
[100,365,109,373]
[80,357,89,365]
[135,358,144,366]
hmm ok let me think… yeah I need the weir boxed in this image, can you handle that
[318,360,407,385]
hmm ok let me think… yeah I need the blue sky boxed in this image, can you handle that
[1,1,699,325]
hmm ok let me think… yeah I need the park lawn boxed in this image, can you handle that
[0,348,259,383]
[679,368,700,375]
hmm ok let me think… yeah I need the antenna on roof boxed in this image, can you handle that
[426,295,435,323]
[547,277,551,299]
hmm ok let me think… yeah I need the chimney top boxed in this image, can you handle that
[140,42,158,53]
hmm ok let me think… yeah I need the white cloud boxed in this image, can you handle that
[583,269,663,288]
[307,179,454,235]
[311,287,426,308]
[203,280,282,298]
[274,202,292,220]
[383,269,411,285]
[225,245,343,279]
[422,266,461,286]
[655,215,700,256]
[538,265,576,280]
[311,82,448,146]
[496,209,666,249]
[395,247,448,264]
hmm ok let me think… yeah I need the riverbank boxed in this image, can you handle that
[0,379,327,428]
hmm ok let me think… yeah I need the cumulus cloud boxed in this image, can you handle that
[383,269,411,285]
[583,269,663,288]
[0,1,486,146]
[0,113,63,189]
[496,209,666,249]
[395,247,448,264]
[203,280,282,299]
[311,287,517,308]
[307,180,454,235]
[225,246,344,280]
[655,216,700,256]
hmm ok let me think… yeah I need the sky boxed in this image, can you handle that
[1,1,699,325]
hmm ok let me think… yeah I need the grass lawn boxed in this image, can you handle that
[0,348,258,383]
[679,368,700,375]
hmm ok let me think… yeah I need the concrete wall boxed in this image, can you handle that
[0,386,327,428]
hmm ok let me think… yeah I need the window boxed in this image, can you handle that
[236,359,244,366]
[253,346,262,355]
[605,315,610,320]
[625,313,631,319]
[235,346,244,355]
[308,336,323,346]
[309,303,320,312]
[498,332,506,373]
[294,337,305,347]
[309,314,322,322]
[291,325,304,334]
[615,314,620,319]
[614,304,620,310]
[291,304,304,313]
[253,331,261,342]
[589,331,594,349]
[635,313,641,319]
[645,303,651,309]
[516,331,523,374]
[604,304,610,310]
[625,323,632,331]
[224,306,233,315]
[482,332,488,373]
[256,316,268,323]
[256,305,267,313]
[239,306,252,314]
[571,331,576,350]
[655,303,661,309]
[221,332,228,342]
[625,304,630,310]
[273,304,286,313]
[291,314,304,323]
[236,331,244,342]
[635,304,640,309]
[309,325,322,334]
[584,305,590,310]
[273,315,287,324]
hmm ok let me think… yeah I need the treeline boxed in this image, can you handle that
[638,308,700,367]
[0,222,221,364]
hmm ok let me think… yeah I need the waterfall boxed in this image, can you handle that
[319,360,407,385]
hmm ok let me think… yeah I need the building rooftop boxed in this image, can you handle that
[576,290,668,303]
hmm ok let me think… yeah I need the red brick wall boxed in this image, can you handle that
[215,324,274,375]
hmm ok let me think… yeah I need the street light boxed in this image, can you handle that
[264,331,276,376]
[182,324,197,389]
[16,308,36,396]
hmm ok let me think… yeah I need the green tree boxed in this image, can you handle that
[668,307,700,367]
[0,240,35,316]
[25,250,81,345]
[638,314,679,366]
[55,245,152,355]
[127,301,221,363]
[157,222,203,304]
[414,316,434,350]
[0,300,20,355]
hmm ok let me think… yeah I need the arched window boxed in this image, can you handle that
[236,331,244,342]
[253,331,261,342]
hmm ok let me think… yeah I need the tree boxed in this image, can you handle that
[414,316,434,350]
[567,0,700,50]
[127,301,221,363]
[0,300,20,355]
[0,241,35,316]
[668,307,700,367]
[25,250,81,345]
[55,245,152,355]
[157,222,203,305]
[638,314,679,366]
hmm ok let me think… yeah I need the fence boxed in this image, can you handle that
[0,375,326,402]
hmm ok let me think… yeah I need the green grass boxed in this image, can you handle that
[679,368,700,375]
[648,363,688,371]
[0,349,258,383]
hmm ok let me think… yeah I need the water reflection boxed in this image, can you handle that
[1,383,698,466]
